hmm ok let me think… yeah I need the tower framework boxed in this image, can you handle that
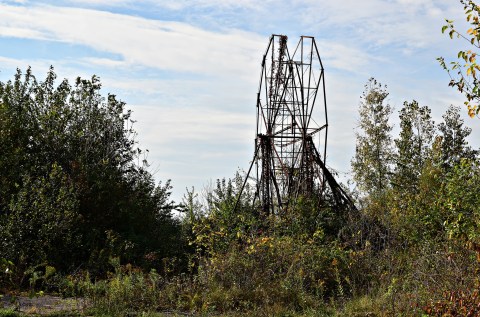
[236,34,355,215]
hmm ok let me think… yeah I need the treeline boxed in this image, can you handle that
[0,68,181,280]
[0,68,479,316]
[347,78,480,314]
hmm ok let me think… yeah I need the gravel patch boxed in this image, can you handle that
[1,294,87,315]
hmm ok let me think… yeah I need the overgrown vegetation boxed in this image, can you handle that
[2,3,480,315]
[0,67,180,284]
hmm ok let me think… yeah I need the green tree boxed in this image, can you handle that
[438,105,477,169]
[0,68,179,275]
[351,78,394,199]
[2,164,81,273]
[441,159,480,246]
[392,100,435,192]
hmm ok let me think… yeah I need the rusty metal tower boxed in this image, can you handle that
[236,34,355,216]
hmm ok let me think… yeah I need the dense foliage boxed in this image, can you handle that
[0,68,180,281]
[348,81,480,315]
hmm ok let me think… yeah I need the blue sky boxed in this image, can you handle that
[0,0,479,202]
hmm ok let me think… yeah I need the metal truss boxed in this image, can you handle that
[236,34,356,216]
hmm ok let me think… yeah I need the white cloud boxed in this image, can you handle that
[296,0,462,52]
[316,40,376,74]
[65,0,262,10]
[0,26,48,40]
[0,3,265,79]
[133,105,253,145]
[65,0,130,5]
[131,104,255,199]
[0,0,28,3]
[80,57,126,68]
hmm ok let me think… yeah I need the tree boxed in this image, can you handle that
[438,105,477,169]
[388,105,478,245]
[392,100,435,192]
[2,164,81,273]
[351,78,394,199]
[0,68,179,275]
[441,159,480,247]
[439,0,480,118]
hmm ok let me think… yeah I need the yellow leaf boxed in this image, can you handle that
[468,28,474,34]
[467,67,472,76]
[468,108,475,118]
[468,105,478,118]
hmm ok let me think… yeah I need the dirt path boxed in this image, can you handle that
[1,294,87,315]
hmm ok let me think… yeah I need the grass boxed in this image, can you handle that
[0,309,25,317]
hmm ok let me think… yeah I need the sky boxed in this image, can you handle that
[0,0,479,202]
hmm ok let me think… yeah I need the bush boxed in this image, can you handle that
[194,235,349,312]
[0,68,180,278]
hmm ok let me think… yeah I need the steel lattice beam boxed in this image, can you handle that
[235,34,356,216]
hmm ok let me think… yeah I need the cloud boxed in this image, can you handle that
[130,103,255,198]
[0,0,28,3]
[0,27,48,40]
[0,3,265,79]
[65,0,130,5]
[64,0,262,10]
[133,105,253,145]
[159,0,262,10]
[316,40,376,74]
[295,0,462,53]
[80,57,126,68]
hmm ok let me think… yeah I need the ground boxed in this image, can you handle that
[1,294,85,316]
